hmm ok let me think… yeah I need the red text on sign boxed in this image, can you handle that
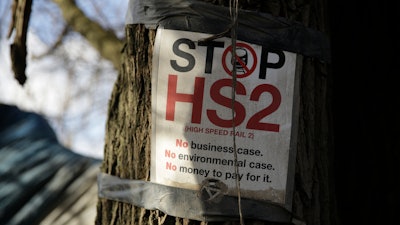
[166,75,281,132]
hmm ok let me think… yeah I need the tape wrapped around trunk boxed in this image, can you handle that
[98,173,294,222]
[125,0,330,62]
[99,0,328,222]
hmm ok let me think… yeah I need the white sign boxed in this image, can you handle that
[151,28,297,204]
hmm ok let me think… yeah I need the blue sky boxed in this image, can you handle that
[0,0,129,159]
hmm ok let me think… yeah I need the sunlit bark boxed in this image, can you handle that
[96,1,337,225]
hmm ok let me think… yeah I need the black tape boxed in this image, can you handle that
[126,0,330,62]
[98,173,293,222]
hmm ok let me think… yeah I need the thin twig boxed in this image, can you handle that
[229,1,244,225]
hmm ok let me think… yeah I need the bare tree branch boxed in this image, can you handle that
[8,0,33,86]
[52,0,124,70]
[32,25,69,60]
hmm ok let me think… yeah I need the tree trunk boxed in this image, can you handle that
[95,1,337,225]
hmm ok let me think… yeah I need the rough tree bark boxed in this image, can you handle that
[95,1,337,225]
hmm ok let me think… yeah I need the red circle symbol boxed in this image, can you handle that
[222,42,257,78]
